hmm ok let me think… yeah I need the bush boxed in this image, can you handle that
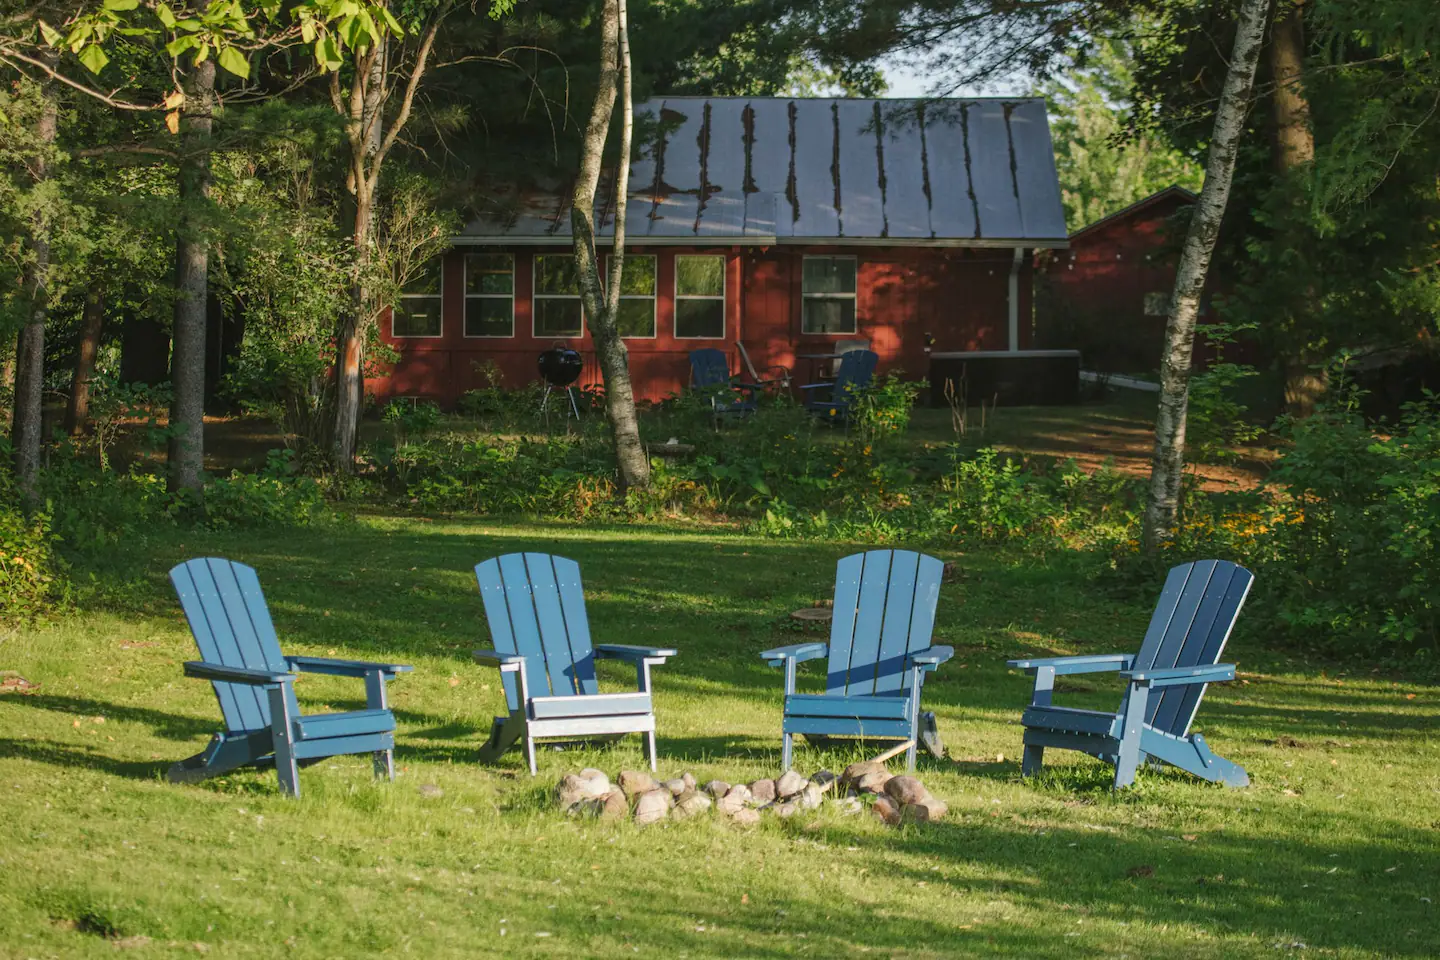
[852,372,924,441]
[0,449,68,623]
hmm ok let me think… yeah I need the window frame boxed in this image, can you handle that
[392,259,445,339]
[800,255,859,336]
[607,253,658,340]
[672,254,727,340]
[531,253,585,339]
[463,253,516,339]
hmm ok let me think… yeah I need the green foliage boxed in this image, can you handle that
[0,446,68,624]
[380,398,444,443]
[851,372,923,442]
[1185,362,1265,464]
[1038,39,1203,231]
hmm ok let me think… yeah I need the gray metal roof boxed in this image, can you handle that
[457,97,1068,247]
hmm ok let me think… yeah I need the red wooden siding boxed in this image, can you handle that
[368,245,1031,406]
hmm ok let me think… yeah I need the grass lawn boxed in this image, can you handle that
[2,515,1436,958]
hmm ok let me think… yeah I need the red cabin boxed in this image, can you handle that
[369,97,1070,406]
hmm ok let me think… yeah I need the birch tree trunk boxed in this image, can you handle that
[1142,0,1269,547]
[66,280,106,434]
[167,53,216,497]
[11,74,58,500]
[1269,0,1325,417]
[572,0,650,494]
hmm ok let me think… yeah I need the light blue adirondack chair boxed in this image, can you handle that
[473,553,677,775]
[800,349,878,422]
[761,550,954,772]
[168,558,413,797]
[1008,559,1253,790]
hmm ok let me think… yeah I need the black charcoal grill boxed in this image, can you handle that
[537,346,584,419]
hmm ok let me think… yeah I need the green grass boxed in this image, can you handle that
[2,515,1436,958]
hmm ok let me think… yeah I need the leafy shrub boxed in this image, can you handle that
[852,373,924,440]
[381,399,445,443]
[0,447,68,622]
[1186,362,1266,463]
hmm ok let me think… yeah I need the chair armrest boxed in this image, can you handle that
[1120,664,1236,687]
[907,645,955,672]
[286,656,412,679]
[594,644,677,663]
[1007,654,1134,676]
[473,649,527,673]
[760,642,828,666]
[183,661,293,685]
[797,382,832,392]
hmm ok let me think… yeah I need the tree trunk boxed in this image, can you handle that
[167,55,216,497]
[66,280,106,435]
[332,39,387,470]
[572,0,650,494]
[11,75,59,500]
[1270,0,1325,417]
[1142,0,1269,548]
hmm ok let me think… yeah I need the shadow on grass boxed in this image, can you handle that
[0,694,216,741]
[0,738,172,782]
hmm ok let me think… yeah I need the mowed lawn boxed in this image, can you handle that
[1,515,1436,958]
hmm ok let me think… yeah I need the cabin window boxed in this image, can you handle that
[1144,291,1169,317]
[392,259,443,338]
[464,254,514,337]
[613,254,657,338]
[533,255,584,337]
[801,256,857,334]
[674,254,725,339]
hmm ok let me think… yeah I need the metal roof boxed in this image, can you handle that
[457,97,1068,248]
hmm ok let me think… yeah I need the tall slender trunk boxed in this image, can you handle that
[1270,0,1324,417]
[11,74,59,500]
[332,39,387,469]
[167,55,216,496]
[66,280,106,435]
[572,0,649,494]
[1142,0,1269,547]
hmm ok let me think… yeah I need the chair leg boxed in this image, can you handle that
[373,748,395,781]
[904,738,918,773]
[782,731,793,772]
[1021,744,1045,777]
[1113,683,1151,790]
[644,729,658,773]
[478,713,526,763]
[267,687,300,798]
[523,733,538,777]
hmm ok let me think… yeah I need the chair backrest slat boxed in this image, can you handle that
[170,558,294,734]
[553,556,600,696]
[476,553,599,711]
[826,550,944,696]
[872,552,920,694]
[1149,563,1253,734]
[832,350,878,403]
[690,349,730,390]
[825,554,865,693]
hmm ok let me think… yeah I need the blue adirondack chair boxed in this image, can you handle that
[800,349,878,421]
[761,550,953,772]
[689,348,758,419]
[473,553,677,775]
[1007,559,1254,790]
[168,558,413,797]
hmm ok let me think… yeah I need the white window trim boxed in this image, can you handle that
[801,255,859,336]
[607,253,658,340]
[463,253,515,338]
[392,259,445,339]
[531,254,585,339]
[672,254,727,340]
